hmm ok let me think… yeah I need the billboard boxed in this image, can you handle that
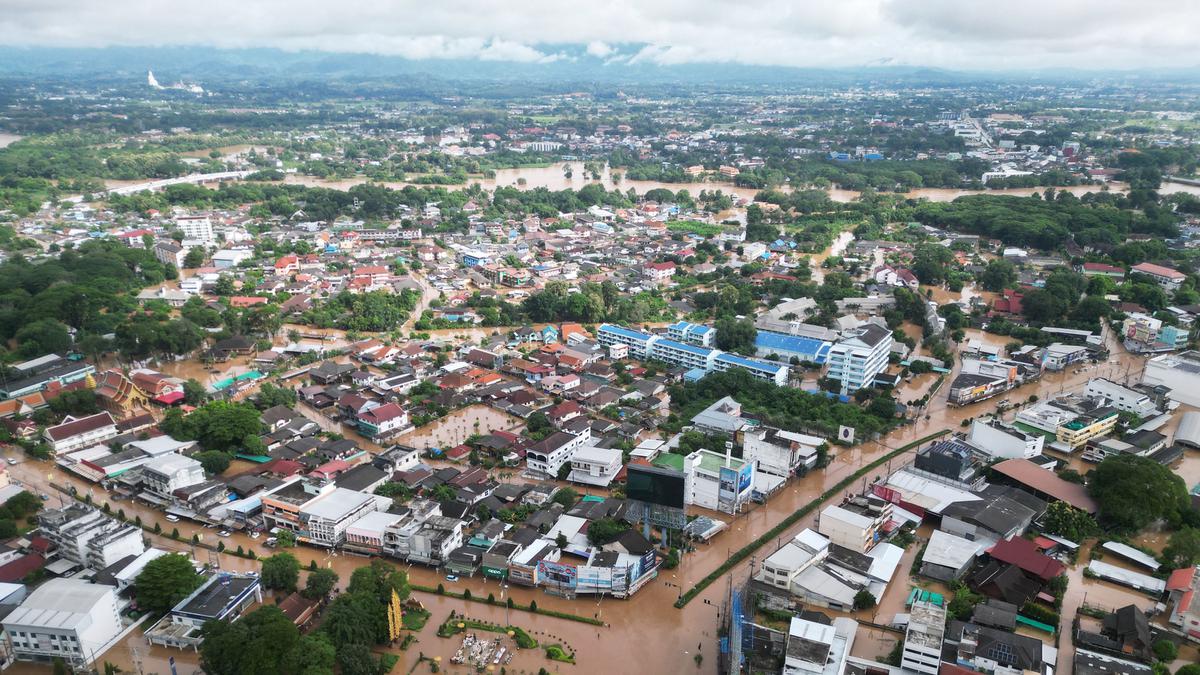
[626,464,686,509]
[537,560,577,589]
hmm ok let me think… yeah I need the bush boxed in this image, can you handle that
[1152,639,1177,662]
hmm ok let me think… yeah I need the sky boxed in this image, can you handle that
[0,0,1195,71]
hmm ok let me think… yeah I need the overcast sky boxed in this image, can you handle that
[0,0,1194,70]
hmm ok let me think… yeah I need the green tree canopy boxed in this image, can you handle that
[260,552,301,592]
[135,553,202,614]
[1089,455,1188,531]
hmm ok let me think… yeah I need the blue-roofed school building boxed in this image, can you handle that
[598,323,789,385]
[754,331,832,365]
[666,321,716,347]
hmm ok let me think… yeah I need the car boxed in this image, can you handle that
[445,574,459,582]
[39,493,49,501]
[264,538,278,548]
[5,458,15,465]
[165,514,180,523]
[217,530,232,537]
[250,531,261,539]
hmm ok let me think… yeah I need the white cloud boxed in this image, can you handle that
[0,0,1196,70]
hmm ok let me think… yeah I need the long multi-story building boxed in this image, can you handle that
[4,579,123,670]
[665,321,716,347]
[261,479,384,547]
[826,324,893,393]
[37,505,145,571]
[597,324,787,385]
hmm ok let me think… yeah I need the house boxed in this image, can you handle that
[986,536,1065,582]
[44,412,118,455]
[1131,262,1186,292]
[643,261,676,283]
[819,497,892,553]
[566,445,623,488]
[525,430,590,479]
[919,530,984,582]
[37,505,145,571]
[357,403,410,439]
[145,574,262,649]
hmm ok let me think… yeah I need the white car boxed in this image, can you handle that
[217,530,232,537]
[250,531,261,539]
[6,458,15,465]
[165,514,180,523]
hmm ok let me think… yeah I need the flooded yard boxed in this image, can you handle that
[399,404,522,450]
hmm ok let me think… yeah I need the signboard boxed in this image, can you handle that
[626,464,686,509]
[838,425,855,444]
[627,500,687,529]
[536,560,578,589]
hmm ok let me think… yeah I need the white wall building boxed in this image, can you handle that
[525,430,591,479]
[684,449,755,514]
[742,427,824,477]
[566,445,623,488]
[901,597,947,675]
[298,488,384,547]
[818,501,890,553]
[175,215,214,244]
[965,418,1044,459]
[5,579,122,670]
[826,324,893,393]
[1084,378,1158,417]
[1142,350,1200,408]
[37,505,145,571]
[140,453,207,500]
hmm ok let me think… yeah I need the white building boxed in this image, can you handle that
[901,596,947,675]
[1143,350,1200,407]
[140,453,207,500]
[43,412,118,455]
[759,529,830,591]
[742,427,824,477]
[684,449,754,514]
[5,579,122,670]
[566,445,623,488]
[783,617,858,675]
[525,430,591,479]
[965,418,1044,460]
[826,324,893,393]
[298,488,384,547]
[175,215,214,244]
[1084,378,1158,417]
[37,505,145,571]
[818,500,891,553]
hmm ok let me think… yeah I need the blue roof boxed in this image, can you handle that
[653,338,715,358]
[755,331,832,364]
[600,324,652,342]
[683,368,707,382]
[715,353,785,374]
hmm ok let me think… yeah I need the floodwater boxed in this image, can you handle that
[280,162,1130,205]
[809,231,856,283]
[0,319,1156,675]
[0,133,22,149]
[398,404,522,449]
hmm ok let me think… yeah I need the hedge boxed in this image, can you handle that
[411,583,604,626]
[675,429,949,608]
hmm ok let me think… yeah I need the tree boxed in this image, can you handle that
[911,243,955,285]
[322,593,379,649]
[135,553,202,613]
[551,487,579,508]
[1163,527,1200,568]
[1176,664,1200,675]
[275,529,297,548]
[714,316,757,355]
[261,552,301,592]
[184,246,207,268]
[281,634,336,675]
[978,258,1017,292]
[1089,455,1188,531]
[427,483,456,503]
[1041,502,1099,541]
[586,517,630,546]
[853,590,877,611]
[255,383,297,410]
[15,319,72,356]
[182,378,207,406]
[1152,639,1177,663]
[196,450,232,475]
[336,643,379,675]
[200,606,306,675]
[303,568,339,600]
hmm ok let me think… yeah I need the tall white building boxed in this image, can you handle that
[525,430,591,479]
[826,324,893,393]
[140,453,206,500]
[175,215,214,244]
[5,579,122,670]
[37,505,145,571]
[1084,378,1158,417]
[742,427,824,477]
[902,595,947,675]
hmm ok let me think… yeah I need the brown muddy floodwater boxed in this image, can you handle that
[399,404,522,450]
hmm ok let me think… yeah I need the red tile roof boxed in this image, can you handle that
[1167,567,1196,591]
[44,412,116,442]
[987,537,1065,581]
[0,553,44,582]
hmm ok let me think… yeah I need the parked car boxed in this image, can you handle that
[39,493,49,501]
[165,514,180,523]
[445,574,459,582]
[250,531,261,539]
[217,530,232,537]
[6,458,16,465]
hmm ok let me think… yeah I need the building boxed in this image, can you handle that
[783,616,858,675]
[819,498,892,553]
[666,321,715,347]
[826,324,893,393]
[44,412,118,455]
[1142,350,1200,407]
[566,444,623,488]
[37,505,145,571]
[685,449,754,514]
[4,579,122,670]
[754,331,832,365]
[145,573,262,649]
[1131,262,1186,292]
[919,530,984,582]
[966,418,1043,459]
[742,427,824,477]
[1043,343,1090,371]
[597,324,788,385]
[525,430,591,480]
[0,354,96,400]
[1084,378,1159,417]
[175,215,214,243]
[901,594,947,675]
[261,480,384,547]
[356,402,410,439]
[140,453,206,500]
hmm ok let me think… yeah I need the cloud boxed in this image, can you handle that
[0,0,1196,70]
